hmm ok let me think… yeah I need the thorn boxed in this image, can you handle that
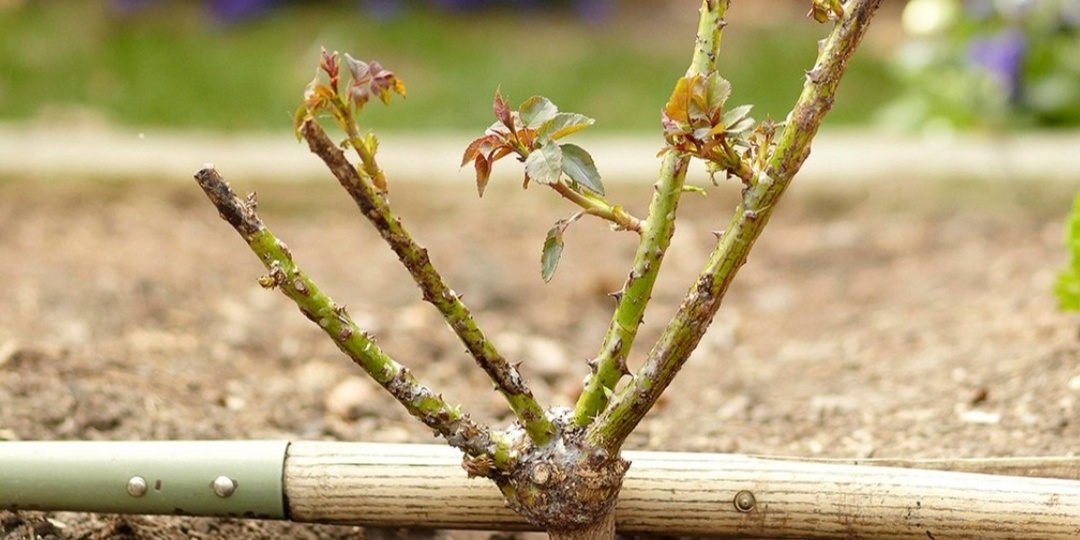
[607,289,625,303]
[245,191,258,211]
[586,358,599,373]
[712,230,725,240]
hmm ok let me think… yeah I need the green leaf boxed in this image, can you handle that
[519,96,559,129]
[693,126,714,140]
[524,142,563,186]
[722,104,754,132]
[705,73,732,114]
[537,113,595,142]
[292,105,309,141]
[362,132,379,154]
[559,143,604,195]
[682,185,708,197]
[808,0,842,23]
[540,225,565,283]
[726,116,756,135]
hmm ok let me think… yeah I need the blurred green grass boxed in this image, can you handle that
[0,1,898,132]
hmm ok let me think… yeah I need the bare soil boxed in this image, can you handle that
[1,174,1078,539]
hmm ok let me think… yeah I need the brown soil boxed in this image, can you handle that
[1,174,1078,539]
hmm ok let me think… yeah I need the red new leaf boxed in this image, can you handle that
[474,156,492,197]
[493,89,515,132]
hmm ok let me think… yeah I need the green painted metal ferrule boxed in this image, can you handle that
[0,440,289,519]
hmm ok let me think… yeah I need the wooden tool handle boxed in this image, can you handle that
[285,442,1080,538]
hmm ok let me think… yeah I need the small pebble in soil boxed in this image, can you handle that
[325,376,378,421]
[494,332,570,383]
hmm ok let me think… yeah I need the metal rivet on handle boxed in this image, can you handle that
[733,490,757,512]
[211,475,237,498]
[126,476,148,498]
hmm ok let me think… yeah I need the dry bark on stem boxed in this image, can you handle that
[192,166,500,460]
[299,119,555,446]
[589,0,884,453]
[547,511,614,540]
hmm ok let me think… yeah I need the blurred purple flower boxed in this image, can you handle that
[430,0,489,11]
[111,0,619,23]
[1062,0,1080,28]
[110,0,158,16]
[210,0,276,24]
[363,0,405,20]
[575,0,613,24]
[968,28,1026,100]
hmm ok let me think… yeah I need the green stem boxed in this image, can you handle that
[300,119,556,446]
[588,0,884,453]
[551,182,641,233]
[687,0,727,77]
[341,118,388,192]
[193,167,507,464]
[571,0,729,427]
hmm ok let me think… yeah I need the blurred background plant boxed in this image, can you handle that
[1056,193,1080,312]
[879,0,1080,133]
[0,0,898,132]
